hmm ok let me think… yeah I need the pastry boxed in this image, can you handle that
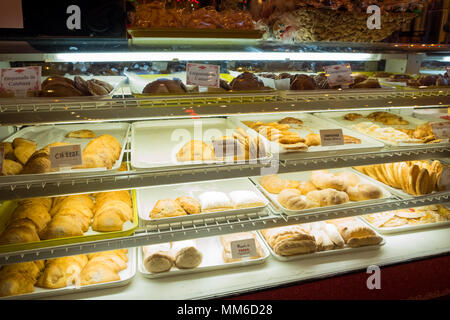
[306,189,350,206]
[92,191,133,232]
[36,255,88,289]
[290,74,317,90]
[229,72,268,91]
[344,135,362,144]
[12,138,36,165]
[65,129,96,139]
[176,140,215,162]
[261,226,316,256]
[297,181,318,195]
[9,203,51,232]
[310,170,348,191]
[150,199,186,219]
[77,134,121,170]
[1,159,23,176]
[212,136,244,159]
[172,240,203,269]
[228,190,265,209]
[330,218,382,248]
[259,175,289,194]
[0,142,14,159]
[343,113,363,121]
[305,133,321,146]
[278,189,319,211]
[21,142,70,174]
[333,171,360,188]
[322,223,345,248]
[142,243,174,273]
[0,261,45,297]
[175,196,201,214]
[309,228,334,251]
[80,250,128,285]
[73,76,91,95]
[41,76,83,97]
[0,218,40,245]
[198,191,233,212]
[367,111,409,125]
[278,117,303,127]
[346,183,383,201]
[143,79,187,94]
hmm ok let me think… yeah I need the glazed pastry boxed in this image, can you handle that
[150,199,186,219]
[346,183,383,201]
[309,229,334,251]
[306,189,350,206]
[175,196,201,214]
[176,140,215,162]
[322,223,345,248]
[228,190,265,209]
[198,191,233,212]
[142,243,174,273]
[65,129,96,139]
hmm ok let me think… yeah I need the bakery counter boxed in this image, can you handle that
[36,226,450,300]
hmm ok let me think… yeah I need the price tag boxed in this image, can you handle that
[0,67,41,94]
[0,0,23,29]
[186,63,220,88]
[431,122,450,140]
[230,238,257,259]
[49,144,82,168]
[320,129,345,146]
[0,145,4,173]
[324,64,354,88]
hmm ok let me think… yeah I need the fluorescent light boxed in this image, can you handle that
[52,52,381,62]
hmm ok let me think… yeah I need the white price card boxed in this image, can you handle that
[431,122,450,140]
[49,144,82,168]
[0,145,4,173]
[186,63,220,88]
[324,64,354,88]
[0,66,41,93]
[320,129,345,146]
[230,238,257,259]
[0,0,23,29]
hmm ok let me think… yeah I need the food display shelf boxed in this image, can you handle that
[0,144,448,201]
[0,191,447,266]
[0,87,448,125]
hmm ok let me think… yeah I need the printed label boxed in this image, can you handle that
[320,129,345,146]
[431,122,450,140]
[0,0,23,29]
[49,144,82,168]
[323,64,354,87]
[230,238,257,259]
[186,63,220,88]
[0,66,41,92]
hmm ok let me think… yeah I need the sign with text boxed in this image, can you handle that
[186,63,220,88]
[230,238,257,259]
[320,129,345,146]
[49,144,82,168]
[324,64,354,87]
[0,67,41,93]
[0,0,23,29]
[431,122,450,140]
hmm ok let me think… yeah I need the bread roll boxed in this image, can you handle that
[174,246,203,269]
[278,189,319,210]
[310,170,348,191]
[142,244,174,273]
[346,183,383,201]
[306,189,349,206]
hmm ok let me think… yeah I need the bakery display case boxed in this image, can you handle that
[0,0,449,300]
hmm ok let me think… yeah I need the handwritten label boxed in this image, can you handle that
[324,64,354,88]
[0,67,41,93]
[431,122,450,140]
[0,145,4,173]
[230,238,257,259]
[186,63,220,88]
[49,144,82,168]
[320,129,344,146]
[0,0,23,29]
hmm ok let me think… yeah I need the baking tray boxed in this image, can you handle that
[131,118,271,169]
[3,122,130,174]
[258,228,385,262]
[137,178,270,226]
[0,248,136,300]
[229,113,385,160]
[0,190,138,254]
[316,110,450,147]
[138,233,269,279]
[251,168,393,216]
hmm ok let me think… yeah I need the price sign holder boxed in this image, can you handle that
[186,63,220,88]
[230,238,257,260]
[49,144,82,169]
[320,129,345,146]
[324,64,354,88]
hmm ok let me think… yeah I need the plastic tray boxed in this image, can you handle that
[0,190,139,254]
[3,122,130,174]
[316,109,450,147]
[138,233,269,279]
[229,113,385,159]
[258,229,385,262]
[0,248,136,300]
[251,168,393,216]
[131,118,271,169]
[137,178,270,226]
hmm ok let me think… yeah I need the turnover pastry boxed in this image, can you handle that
[77,134,121,169]
[346,183,383,201]
[198,191,233,212]
[329,218,382,248]
[65,129,96,139]
[176,140,215,162]
[260,226,316,256]
[80,250,128,285]
[228,190,265,209]
[12,138,37,165]
[175,196,201,214]
[92,191,133,232]
[0,261,45,297]
[150,199,186,219]
[36,255,88,289]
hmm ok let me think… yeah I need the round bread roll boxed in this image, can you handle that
[174,246,203,269]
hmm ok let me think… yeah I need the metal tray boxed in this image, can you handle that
[138,233,269,279]
[137,178,269,226]
[0,248,136,300]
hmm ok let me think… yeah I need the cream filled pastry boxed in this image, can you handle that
[198,191,233,212]
[228,190,265,209]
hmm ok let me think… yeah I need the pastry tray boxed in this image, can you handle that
[258,229,385,262]
[131,118,272,169]
[251,168,393,216]
[2,122,130,174]
[315,109,450,147]
[128,28,263,39]
[229,113,385,160]
[138,233,269,279]
[137,178,270,226]
[0,190,139,254]
[358,209,450,235]
[0,248,136,300]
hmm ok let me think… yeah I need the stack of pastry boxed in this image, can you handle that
[142,240,203,274]
[0,261,45,297]
[39,194,95,239]
[0,138,36,176]
[92,191,133,232]
[260,169,383,211]
[354,160,443,195]
[0,198,52,245]
[364,205,450,229]
[150,190,265,219]
[220,232,264,263]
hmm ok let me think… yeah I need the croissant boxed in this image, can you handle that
[12,138,36,165]
[346,183,383,201]
[306,189,350,206]
[36,255,88,289]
